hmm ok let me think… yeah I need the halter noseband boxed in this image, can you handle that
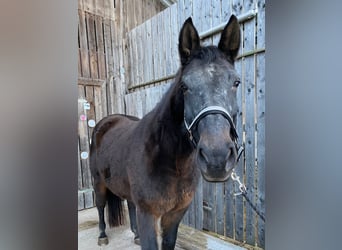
[184,105,244,162]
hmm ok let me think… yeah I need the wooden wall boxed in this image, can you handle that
[77,0,165,210]
[124,0,265,248]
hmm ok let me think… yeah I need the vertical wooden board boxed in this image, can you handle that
[224,179,235,238]
[145,19,153,83]
[243,12,257,244]
[221,0,232,23]
[94,86,103,123]
[256,53,265,248]
[211,0,222,45]
[78,192,85,210]
[95,16,106,80]
[163,9,172,77]
[103,20,113,114]
[95,0,104,19]
[134,27,141,87]
[232,0,243,16]
[78,0,83,11]
[183,0,193,21]
[78,86,92,189]
[157,13,164,80]
[151,16,158,82]
[129,30,136,88]
[103,0,110,20]
[85,86,96,138]
[194,176,203,230]
[78,10,90,78]
[215,183,225,235]
[78,48,82,77]
[87,13,99,79]
[257,0,265,50]
[170,3,179,74]
[124,94,131,115]
[84,190,94,208]
[101,82,108,117]
[138,26,144,86]
[177,0,185,31]
[78,141,83,189]
[126,31,132,88]
[139,90,145,117]
[233,57,244,242]
[141,23,148,85]
[203,182,215,231]
[244,56,256,245]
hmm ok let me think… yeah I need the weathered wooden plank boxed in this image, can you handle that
[95,16,106,80]
[256,53,265,248]
[78,0,83,11]
[131,29,138,88]
[230,0,245,241]
[233,59,244,243]
[215,183,225,235]
[211,0,222,45]
[78,125,83,190]
[177,0,185,30]
[256,1,265,248]
[78,192,85,210]
[84,190,94,208]
[78,10,90,78]
[145,19,153,83]
[103,19,113,114]
[117,0,126,115]
[86,13,99,79]
[257,0,265,50]
[85,86,96,141]
[170,3,179,74]
[243,0,257,241]
[164,9,172,77]
[137,26,144,86]
[78,77,105,86]
[94,86,103,123]
[151,16,158,82]
[196,177,204,230]
[78,86,92,189]
[78,48,82,77]
[221,0,232,23]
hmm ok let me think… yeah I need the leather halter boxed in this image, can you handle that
[184,105,244,162]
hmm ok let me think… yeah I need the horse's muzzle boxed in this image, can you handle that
[197,141,237,182]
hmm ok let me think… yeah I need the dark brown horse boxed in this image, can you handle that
[90,15,241,250]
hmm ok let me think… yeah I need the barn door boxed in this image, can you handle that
[78,79,107,210]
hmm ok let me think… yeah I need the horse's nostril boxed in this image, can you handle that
[199,148,209,164]
[226,143,236,163]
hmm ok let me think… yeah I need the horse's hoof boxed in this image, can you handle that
[134,236,140,245]
[98,236,109,246]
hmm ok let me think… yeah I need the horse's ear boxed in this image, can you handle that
[178,17,200,65]
[218,15,241,63]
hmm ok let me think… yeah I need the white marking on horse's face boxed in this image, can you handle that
[206,64,215,77]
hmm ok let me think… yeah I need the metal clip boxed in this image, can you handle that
[231,170,247,196]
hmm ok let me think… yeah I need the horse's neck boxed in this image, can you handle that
[143,98,193,172]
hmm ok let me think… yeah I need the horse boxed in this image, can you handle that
[89,15,241,250]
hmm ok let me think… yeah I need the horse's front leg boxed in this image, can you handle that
[136,207,159,250]
[161,208,187,250]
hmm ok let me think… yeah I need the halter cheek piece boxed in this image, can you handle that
[184,106,244,162]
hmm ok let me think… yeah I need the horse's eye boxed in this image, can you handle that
[180,83,188,92]
[233,80,241,88]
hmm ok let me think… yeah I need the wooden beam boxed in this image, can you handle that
[78,77,105,86]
